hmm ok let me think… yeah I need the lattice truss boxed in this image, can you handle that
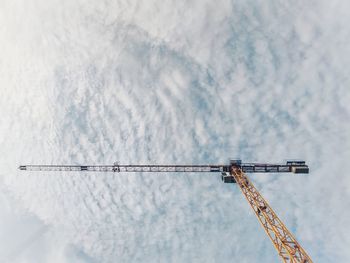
[18,161,312,262]
[230,168,312,263]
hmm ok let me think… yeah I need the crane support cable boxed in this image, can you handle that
[230,167,312,263]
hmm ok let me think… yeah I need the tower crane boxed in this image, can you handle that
[19,159,312,262]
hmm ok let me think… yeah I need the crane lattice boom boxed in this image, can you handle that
[19,160,308,174]
[18,159,312,262]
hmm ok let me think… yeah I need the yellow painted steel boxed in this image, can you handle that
[230,168,312,263]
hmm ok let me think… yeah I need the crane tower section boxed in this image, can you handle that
[230,167,312,262]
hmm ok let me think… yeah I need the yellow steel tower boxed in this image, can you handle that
[230,167,312,263]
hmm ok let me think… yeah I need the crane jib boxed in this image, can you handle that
[18,162,308,174]
[17,159,312,262]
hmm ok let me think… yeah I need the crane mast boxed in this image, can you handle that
[230,167,312,263]
[19,160,312,262]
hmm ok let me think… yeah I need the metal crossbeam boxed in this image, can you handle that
[18,161,308,174]
[19,164,223,173]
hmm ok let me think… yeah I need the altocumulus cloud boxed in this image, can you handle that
[0,0,350,262]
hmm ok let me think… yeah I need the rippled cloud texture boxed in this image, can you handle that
[1,0,350,262]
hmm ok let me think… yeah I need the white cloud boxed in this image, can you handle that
[1,0,350,262]
[0,183,96,263]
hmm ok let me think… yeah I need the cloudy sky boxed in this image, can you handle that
[1,0,350,262]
